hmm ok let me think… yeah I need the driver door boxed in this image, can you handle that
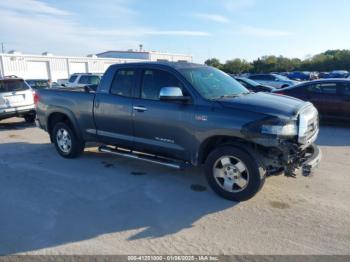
[132,68,195,160]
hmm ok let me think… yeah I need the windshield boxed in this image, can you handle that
[0,79,30,93]
[179,67,248,99]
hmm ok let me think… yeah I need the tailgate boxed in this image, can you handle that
[0,90,34,109]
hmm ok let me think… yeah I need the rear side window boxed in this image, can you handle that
[110,69,137,97]
[0,80,29,93]
[78,75,100,85]
[141,69,183,100]
[68,75,78,83]
[308,83,337,94]
[249,75,261,80]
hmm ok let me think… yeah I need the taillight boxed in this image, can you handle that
[275,92,285,96]
[33,91,40,105]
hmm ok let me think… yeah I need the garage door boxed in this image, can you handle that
[69,62,87,74]
[26,61,49,79]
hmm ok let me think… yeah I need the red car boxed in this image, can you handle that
[274,79,350,120]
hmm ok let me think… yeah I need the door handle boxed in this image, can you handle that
[133,106,147,112]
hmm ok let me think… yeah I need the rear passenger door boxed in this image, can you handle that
[132,68,195,161]
[93,68,138,147]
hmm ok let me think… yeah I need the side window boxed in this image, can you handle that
[68,75,77,83]
[306,84,317,93]
[141,69,183,100]
[338,83,350,95]
[249,75,260,80]
[78,75,89,84]
[309,83,337,94]
[110,69,136,97]
[266,75,275,81]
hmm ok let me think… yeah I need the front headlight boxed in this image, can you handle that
[261,121,298,136]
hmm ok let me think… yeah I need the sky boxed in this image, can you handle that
[0,0,350,63]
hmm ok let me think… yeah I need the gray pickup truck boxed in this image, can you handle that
[36,62,321,201]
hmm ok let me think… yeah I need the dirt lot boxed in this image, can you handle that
[0,117,349,255]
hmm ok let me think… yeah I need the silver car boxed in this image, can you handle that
[248,73,299,89]
[0,77,36,122]
[65,73,102,88]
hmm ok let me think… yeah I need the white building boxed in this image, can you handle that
[96,50,193,62]
[0,50,193,81]
[0,52,146,81]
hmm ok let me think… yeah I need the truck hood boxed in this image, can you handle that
[218,92,305,118]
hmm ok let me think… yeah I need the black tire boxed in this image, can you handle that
[52,122,85,158]
[205,146,265,202]
[24,113,36,123]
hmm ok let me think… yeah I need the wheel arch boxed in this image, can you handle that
[47,109,82,143]
[197,135,262,166]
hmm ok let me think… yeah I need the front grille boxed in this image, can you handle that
[298,105,319,144]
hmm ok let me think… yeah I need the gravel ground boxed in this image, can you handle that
[0,118,349,255]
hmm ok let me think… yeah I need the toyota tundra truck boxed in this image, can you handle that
[35,62,321,201]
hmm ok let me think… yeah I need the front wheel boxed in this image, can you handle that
[205,146,265,201]
[52,122,85,158]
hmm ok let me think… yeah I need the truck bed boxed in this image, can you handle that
[36,88,96,139]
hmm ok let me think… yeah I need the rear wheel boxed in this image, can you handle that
[52,122,84,158]
[205,146,265,201]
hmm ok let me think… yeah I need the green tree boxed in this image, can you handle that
[204,58,222,69]
[205,49,350,74]
[222,59,252,74]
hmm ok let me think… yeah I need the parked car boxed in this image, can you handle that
[0,76,36,122]
[35,62,321,202]
[287,71,312,81]
[65,73,102,88]
[328,70,349,78]
[274,79,350,120]
[248,73,298,88]
[57,79,68,87]
[233,76,275,92]
[26,79,51,90]
[318,72,330,79]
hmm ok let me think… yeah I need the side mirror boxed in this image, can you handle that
[159,87,191,102]
[84,84,97,93]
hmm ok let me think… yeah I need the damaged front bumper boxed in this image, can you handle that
[300,143,321,177]
[282,143,321,177]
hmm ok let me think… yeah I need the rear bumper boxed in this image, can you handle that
[300,143,321,176]
[35,118,46,130]
[0,105,35,119]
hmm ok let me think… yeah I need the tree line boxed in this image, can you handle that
[205,49,350,74]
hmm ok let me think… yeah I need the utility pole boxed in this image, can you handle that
[1,42,4,54]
